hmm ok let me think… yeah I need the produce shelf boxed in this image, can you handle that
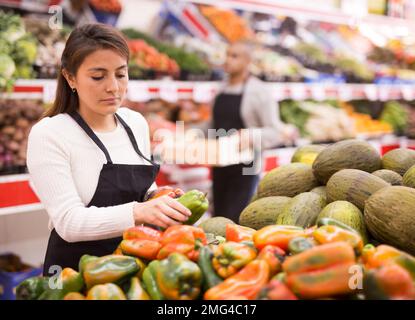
[3,79,415,102]
[181,0,415,32]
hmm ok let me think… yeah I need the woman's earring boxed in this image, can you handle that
[72,87,76,93]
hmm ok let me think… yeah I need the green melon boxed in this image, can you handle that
[198,216,235,237]
[403,164,415,188]
[326,169,390,210]
[256,163,318,199]
[312,139,382,184]
[365,186,415,255]
[291,145,326,165]
[310,186,327,203]
[276,192,326,228]
[382,148,415,176]
[372,169,403,186]
[239,196,292,230]
[317,201,368,243]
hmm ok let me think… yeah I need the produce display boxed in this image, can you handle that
[16,139,415,300]
[0,11,38,89]
[0,99,44,174]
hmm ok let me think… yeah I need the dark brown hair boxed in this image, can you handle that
[44,23,129,117]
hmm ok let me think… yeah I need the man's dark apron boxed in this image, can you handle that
[211,85,259,223]
[43,111,159,276]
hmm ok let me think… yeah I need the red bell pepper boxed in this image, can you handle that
[157,225,207,261]
[120,239,162,260]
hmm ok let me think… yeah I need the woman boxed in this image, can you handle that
[27,24,191,276]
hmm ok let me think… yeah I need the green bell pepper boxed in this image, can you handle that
[156,253,202,300]
[142,260,164,300]
[16,276,49,300]
[38,268,84,300]
[177,190,209,225]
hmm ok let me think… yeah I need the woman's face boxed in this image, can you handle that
[65,49,128,116]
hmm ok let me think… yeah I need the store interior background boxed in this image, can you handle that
[1,0,415,267]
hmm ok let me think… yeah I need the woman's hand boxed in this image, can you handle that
[133,195,192,228]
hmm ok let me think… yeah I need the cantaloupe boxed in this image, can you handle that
[372,169,403,186]
[382,148,415,176]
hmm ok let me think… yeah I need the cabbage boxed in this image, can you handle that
[0,54,16,78]
[14,38,37,64]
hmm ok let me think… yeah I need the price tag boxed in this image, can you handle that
[401,85,415,101]
[338,85,353,101]
[364,84,378,101]
[127,82,150,102]
[311,85,326,101]
[42,81,57,103]
[193,83,214,103]
[160,82,178,103]
[290,84,307,100]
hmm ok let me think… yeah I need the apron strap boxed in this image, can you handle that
[69,111,113,164]
[115,113,158,166]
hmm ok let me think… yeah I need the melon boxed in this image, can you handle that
[312,139,382,184]
[317,201,368,243]
[365,186,415,255]
[276,192,326,228]
[199,216,235,237]
[310,186,327,203]
[372,169,403,186]
[256,163,318,199]
[403,164,415,188]
[239,196,291,230]
[382,148,415,176]
[326,169,389,210]
[291,145,326,165]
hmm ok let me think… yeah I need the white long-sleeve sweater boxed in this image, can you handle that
[27,107,157,243]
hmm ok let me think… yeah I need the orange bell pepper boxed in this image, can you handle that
[253,225,305,251]
[258,280,298,300]
[120,239,162,260]
[226,224,256,242]
[256,245,286,276]
[122,225,163,242]
[204,260,270,300]
[312,225,363,254]
[157,225,207,261]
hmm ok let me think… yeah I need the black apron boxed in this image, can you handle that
[43,111,159,276]
[211,85,259,223]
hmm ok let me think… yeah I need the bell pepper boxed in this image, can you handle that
[64,292,86,300]
[82,255,142,289]
[363,264,415,300]
[38,268,84,300]
[256,245,286,276]
[258,280,298,300]
[226,224,256,242]
[113,244,123,255]
[283,242,356,299]
[122,225,163,242]
[204,260,270,300]
[78,254,99,276]
[212,242,257,278]
[126,277,150,300]
[16,276,49,300]
[362,244,415,281]
[142,260,164,300]
[198,246,223,290]
[156,253,202,300]
[86,283,127,300]
[145,186,182,201]
[288,237,315,255]
[157,225,207,261]
[312,225,363,254]
[120,239,162,260]
[253,225,305,251]
[177,189,209,225]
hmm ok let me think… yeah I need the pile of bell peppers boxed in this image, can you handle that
[16,217,415,300]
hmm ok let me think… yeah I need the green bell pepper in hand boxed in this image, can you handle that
[177,190,209,225]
